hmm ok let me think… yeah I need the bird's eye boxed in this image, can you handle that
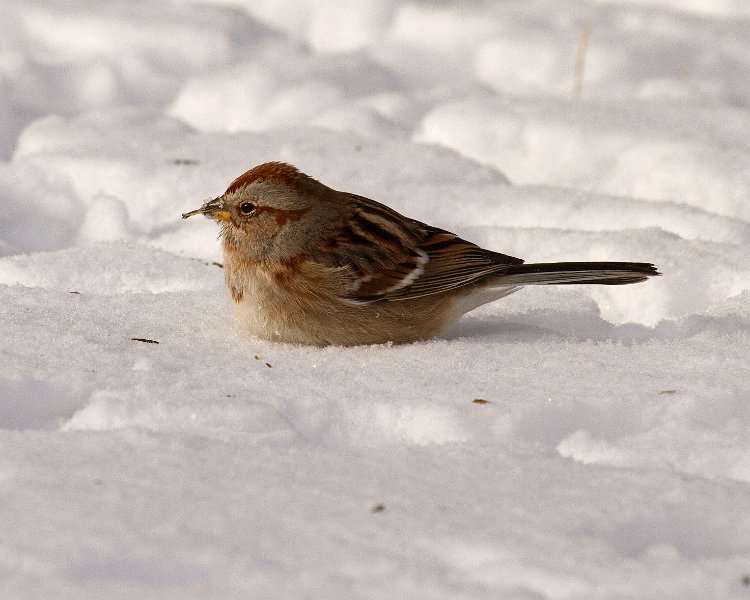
[239,202,255,215]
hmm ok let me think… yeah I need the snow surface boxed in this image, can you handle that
[1,0,750,598]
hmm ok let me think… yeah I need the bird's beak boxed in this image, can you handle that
[181,196,230,221]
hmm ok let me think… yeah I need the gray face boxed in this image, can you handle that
[215,180,343,262]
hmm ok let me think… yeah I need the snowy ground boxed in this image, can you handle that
[2,1,750,598]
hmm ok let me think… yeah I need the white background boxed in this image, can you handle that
[1,0,749,598]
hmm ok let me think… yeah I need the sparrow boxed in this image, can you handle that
[183,162,659,346]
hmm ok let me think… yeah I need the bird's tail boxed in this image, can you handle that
[495,262,660,286]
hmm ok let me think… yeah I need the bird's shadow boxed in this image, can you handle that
[445,310,657,344]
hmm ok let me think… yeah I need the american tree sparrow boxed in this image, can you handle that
[183,162,659,346]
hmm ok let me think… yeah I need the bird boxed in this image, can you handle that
[182,162,659,346]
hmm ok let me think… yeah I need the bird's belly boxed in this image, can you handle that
[224,258,479,346]
[231,278,312,343]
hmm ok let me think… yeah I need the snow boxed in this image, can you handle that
[1,0,749,598]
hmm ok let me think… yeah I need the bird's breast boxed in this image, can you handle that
[222,251,350,343]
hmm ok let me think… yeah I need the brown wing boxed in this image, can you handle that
[380,228,523,301]
[321,194,523,303]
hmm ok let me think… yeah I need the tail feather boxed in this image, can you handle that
[496,262,660,286]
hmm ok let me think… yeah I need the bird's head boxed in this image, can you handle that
[182,162,340,261]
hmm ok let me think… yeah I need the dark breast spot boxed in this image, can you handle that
[229,284,243,303]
